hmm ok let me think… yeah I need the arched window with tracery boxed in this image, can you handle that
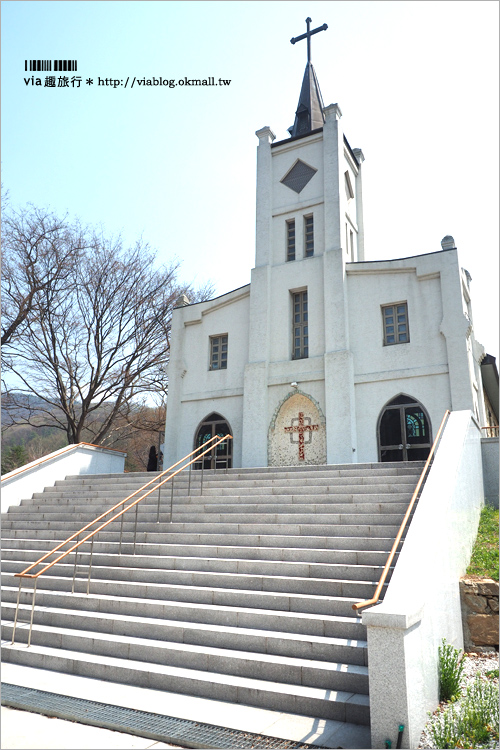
[194,412,232,470]
[377,395,432,462]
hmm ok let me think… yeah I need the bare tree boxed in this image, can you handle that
[1,207,89,347]
[2,217,213,445]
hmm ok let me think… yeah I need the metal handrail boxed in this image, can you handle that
[352,410,451,612]
[10,433,232,646]
[481,425,499,437]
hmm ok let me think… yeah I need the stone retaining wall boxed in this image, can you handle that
[460,576,499,651]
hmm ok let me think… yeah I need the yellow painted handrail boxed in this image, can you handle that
[352,410,451,612]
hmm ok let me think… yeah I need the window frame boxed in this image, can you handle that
[304,214,314,258]
[286,219,296,262]
[344,170,355,200]
[291,289,308,360]
[209,334,228,370]
[382,302,410,346]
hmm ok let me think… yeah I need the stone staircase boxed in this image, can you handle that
[1,462,424,728]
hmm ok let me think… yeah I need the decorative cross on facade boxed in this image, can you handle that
[284,411,319,460]
[290,17,328,64]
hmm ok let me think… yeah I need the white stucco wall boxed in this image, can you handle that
[347,249,482,463]
[1,443,126,514]
[164,286,250,467]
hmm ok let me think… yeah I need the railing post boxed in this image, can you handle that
[86,536,94,595]
[27,578,38,647]
[170,474,174,521]
[10,577,23,645]
[188,464,192,496]
[201,460,204,496]
[156,474,161,523]
[72,534,80,593]
[133,501,139,554]
[119,501,125,554]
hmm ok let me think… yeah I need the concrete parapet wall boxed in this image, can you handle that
[362,411,484,749]
[1,444,126,514]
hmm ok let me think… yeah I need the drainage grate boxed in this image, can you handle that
[1,683,331,749]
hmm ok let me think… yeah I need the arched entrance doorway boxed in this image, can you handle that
[194,412,232,470]
[378,395,432,462]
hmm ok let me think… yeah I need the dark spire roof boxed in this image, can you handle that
[288,62,325,138]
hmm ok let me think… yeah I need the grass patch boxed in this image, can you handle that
[466,505,499,581]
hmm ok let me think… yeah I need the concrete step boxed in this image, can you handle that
[0,520,404,538]
[1,573,373,617]
[1,511,410,528]
[17,493,414,508]
[2,601,369,664]
[1,641,370,723]
[1,618,369,694]
[1,587,366,639]
[201,487,413,498]
[2,561,383,598]
[11,499,413,517]
[63,461,424,479]
[1,540,394,566]
[36,477,416,497]
[1,528,401,550]
[2,550,389,582]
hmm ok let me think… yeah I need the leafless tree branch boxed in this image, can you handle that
[2,207,214,445]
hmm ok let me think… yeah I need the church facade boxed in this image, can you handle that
[164,38,491,471]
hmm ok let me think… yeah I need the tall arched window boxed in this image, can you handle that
[194,413,232,470]
[377,395,432,462]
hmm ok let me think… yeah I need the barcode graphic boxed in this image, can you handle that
[25,60,77,72]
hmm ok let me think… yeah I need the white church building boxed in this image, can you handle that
[164,26,493,471]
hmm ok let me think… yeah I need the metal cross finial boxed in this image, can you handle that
[290,17,328,64]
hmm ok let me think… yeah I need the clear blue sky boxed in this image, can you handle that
[2,0,499,360]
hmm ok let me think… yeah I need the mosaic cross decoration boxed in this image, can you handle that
[284,411,319,460]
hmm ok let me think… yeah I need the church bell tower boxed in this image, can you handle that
[241,19,365,467]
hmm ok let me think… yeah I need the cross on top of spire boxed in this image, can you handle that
[290,17,328,64]
[288,18,328,138]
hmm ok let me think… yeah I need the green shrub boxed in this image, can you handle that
[429,675,499,749]
[429,701,464,749]
[460,675,499,746]
[439,639,465,702]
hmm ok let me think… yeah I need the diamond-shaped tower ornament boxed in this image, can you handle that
[281,160,317,194]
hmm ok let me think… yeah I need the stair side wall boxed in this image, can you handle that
[362,410,484,749]
[1,445,126,514]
